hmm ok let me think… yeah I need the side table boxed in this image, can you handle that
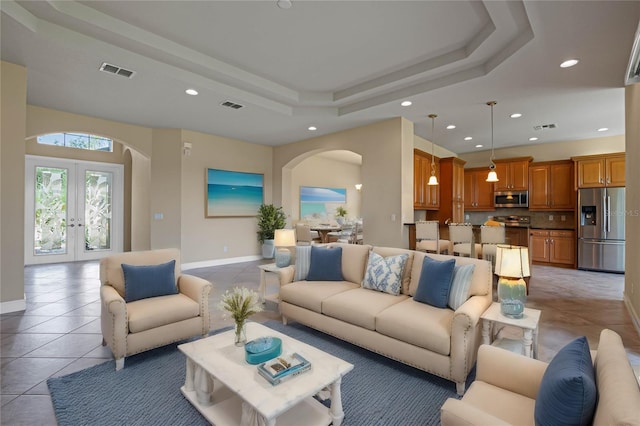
[257,263,283,303]
[480,302,542,358]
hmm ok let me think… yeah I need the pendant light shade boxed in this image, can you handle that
[427,114,439,186]
[486,101,499,183]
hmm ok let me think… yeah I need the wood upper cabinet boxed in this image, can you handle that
[529,230,575,267]
[464,168,495,211]
[573,153,625,188]
[437,157,466,224]
[413,149,439,210]
[529,160,574,211]
[493,158,532,191]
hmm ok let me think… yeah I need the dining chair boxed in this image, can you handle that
[295,223,314,245]
[415,220,449,254]
[448,223,481,258]
[480,224,506,268]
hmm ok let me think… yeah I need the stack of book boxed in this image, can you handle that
[257,353,312,386]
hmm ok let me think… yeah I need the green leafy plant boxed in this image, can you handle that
[256,204,286,244]
[336,206,347,217]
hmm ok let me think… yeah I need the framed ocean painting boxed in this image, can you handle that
[300,186,346,219]
[206,169,264,217]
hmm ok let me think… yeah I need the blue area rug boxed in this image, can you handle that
[48,321,472,425]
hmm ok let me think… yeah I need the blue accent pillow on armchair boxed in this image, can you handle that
[413,256,455,308]
[535,336,597,426]
[122,260,178,302]
[306,246,343,281]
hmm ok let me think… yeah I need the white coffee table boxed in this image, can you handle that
[178,322,354,426]
[481,302,541,358]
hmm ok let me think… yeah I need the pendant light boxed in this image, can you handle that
[427,114,439,186]
[486,101,499,183]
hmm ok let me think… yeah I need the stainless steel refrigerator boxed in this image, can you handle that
[578,187,625,273]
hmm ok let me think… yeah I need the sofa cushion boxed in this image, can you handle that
[326,243,372,284]
[372,247,415,295]
[448,264,475,310]
[322,288,409,330]
[294,245,312,281]
[362,251,409,296]
[280,281,359,313]
[375,298,453,355]
[306,246,343,281]
[414,256,455,308]
[127,293,199,333]
[122,260,178,302]
[535,336,597,426]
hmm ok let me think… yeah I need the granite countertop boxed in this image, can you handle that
[530,226,576,231]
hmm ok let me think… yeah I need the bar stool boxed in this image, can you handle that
[416,221,449,254]
[448,223,481,257]
[480,224,506,269]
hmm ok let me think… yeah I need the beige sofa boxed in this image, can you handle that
[441,329,640,425]
[278,243,493,395]
[100,249,212,370]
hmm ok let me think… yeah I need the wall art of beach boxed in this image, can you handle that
[207,169,263,217]
[300,186,346,218]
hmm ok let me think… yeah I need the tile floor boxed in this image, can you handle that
[1,259,639,425]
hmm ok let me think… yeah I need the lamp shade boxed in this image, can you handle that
[427,175,438,185]
[486,170,499,182]
[495,245,530,278]
[274,229,296,247]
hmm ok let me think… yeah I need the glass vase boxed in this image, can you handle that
[498,277,527,319]
[234,321,247,346]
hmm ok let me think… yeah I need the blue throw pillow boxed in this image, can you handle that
[122,260,178,302]
[413,256,455,308]
[305,246,343,281]
[535,336,597,426]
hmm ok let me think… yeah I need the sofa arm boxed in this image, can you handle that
[178,274,213,334]
[440,398,512,426]
[476,344,548,399]
[100,285,128,360]
[278,265,295,286]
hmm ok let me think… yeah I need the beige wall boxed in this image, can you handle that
[414,134,458,159]
[291,154,362,222]
[274,118,414,248]
[625,83,640,330]
[459,135,625,168]
[179,129,273,263]
[1,62,27,309]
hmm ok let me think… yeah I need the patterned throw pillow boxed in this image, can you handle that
[448,264,475,310]
[293,245,311,281]
[361,251,409,296]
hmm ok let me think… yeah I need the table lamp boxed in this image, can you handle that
[274,229,296,267]
[494,245,530,319]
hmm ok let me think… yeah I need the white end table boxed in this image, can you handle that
[258,263,284,303]
[481,302,541,358]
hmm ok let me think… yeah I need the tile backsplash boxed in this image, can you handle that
[466,208,575,229]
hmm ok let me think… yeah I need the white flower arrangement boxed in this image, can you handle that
[218,287,263,325]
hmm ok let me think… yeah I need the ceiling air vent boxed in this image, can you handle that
[99,62,135,78]
[533,123,557,131]
[220,100,244,110]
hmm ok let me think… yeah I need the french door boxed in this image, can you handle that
[25,156,123,264]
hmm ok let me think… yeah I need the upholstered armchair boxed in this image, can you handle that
[99,249,212,370]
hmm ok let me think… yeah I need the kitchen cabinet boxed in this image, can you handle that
[505,227,529,247]
[437,157,466,224]
[529,230,575,267]
[529,160,574,211]
[413,149,439,209]
[464,168,495,211]
[493,157,532,191]
[573,153,625,188]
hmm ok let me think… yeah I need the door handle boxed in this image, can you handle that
[67,224,75,228]
[607,196,611,233]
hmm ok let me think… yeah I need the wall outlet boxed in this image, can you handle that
[391,214,396,222]
[561,215,566,221]
[465,214,470,220]
[153,213,163,220]
[223,245,228,253]
[548,215,554,221]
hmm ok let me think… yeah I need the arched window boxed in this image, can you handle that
[37,132,113,152]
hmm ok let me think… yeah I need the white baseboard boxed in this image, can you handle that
[624,294,640,337]
[182,255,263,271]
[0,298,26,314]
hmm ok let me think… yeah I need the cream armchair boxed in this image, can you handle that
[100,249,212,370]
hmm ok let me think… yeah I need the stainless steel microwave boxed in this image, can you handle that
[494,191,528,208]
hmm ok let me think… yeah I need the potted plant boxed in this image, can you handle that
[335,206,347,225]
[257,204,286,259]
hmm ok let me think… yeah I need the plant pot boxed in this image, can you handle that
[336,217,345,225]
[262,239,275,259]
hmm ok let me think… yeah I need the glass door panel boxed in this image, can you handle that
[81,169,114,256]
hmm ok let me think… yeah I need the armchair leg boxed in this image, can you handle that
[115,358,125,371]
[102,338,107,346]
[456,381,465,396]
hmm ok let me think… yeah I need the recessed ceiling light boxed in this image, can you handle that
[446,125,456,130]
[185,89,198,96]
[400,101,412,107]
[597,127,608,132]
[464,137,473,141]
[277,0,292,9]
[308,126,317,131]
[510,113,522,118]
[475,144,483,148]
[529,137,539,141]
[560,59,579,68]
